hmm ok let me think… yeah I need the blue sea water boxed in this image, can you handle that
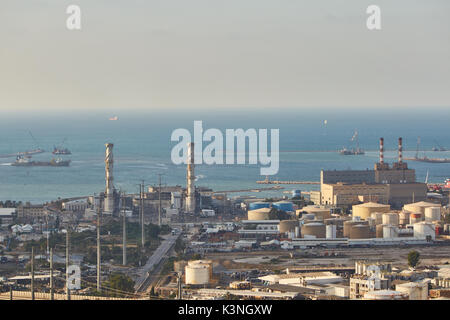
[0,108,449,203]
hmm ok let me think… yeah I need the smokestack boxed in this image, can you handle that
[186,142,195,213]
[379,138,384,164]
[104,143,114,213]
[398,137,403,164]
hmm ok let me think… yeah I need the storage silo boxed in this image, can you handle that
[349,224,370,239]
[301,206,331,220]
[248,202,271,211]
[352,202,390,220]
[302,222,326,238]
[383,225,398,238]
[185,261,211,285]
[424,207,441,222]
[370,212,384,225]
[272,201,294,212]
[403,201,440,215]
[344,221,368,238]
[247,207,271,220]
[399,211,410,226]
[326,224,337,239]
[413,222,436,240]
[382,213,399,226]
[279,220,300,233]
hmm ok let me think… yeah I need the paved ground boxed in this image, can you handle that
[134,233,180,291]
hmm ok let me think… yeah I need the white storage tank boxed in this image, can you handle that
[370,212,384,225]
[185,260,212,285]
[413,222,436,240]
[382,213,399,226]
[383,225,398,238]
[424,207,441,222]
[326,224,337,239]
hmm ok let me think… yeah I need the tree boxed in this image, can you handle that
[408,250,420,268]
[104,273,135,297]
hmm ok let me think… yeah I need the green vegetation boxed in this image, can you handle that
[103,273,135,297]
[268,208,291,220]
[407,250,420,268]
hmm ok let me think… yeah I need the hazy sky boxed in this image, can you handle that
[1,0,449,112]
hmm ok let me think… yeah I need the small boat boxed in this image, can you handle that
[109,116,118,121]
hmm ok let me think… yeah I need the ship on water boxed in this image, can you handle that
[11,155,70,167]
[52,138,71,155]
[339,130,365,155]
[52,147,71,155]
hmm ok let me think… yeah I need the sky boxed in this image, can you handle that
[1,0,450,113]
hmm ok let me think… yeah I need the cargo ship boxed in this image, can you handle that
[11,156,70,167]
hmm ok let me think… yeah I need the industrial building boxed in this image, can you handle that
[319,138,427,208]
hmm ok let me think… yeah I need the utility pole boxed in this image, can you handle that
[97,207,101,292]
[140,180,145,249]
[50,248,54,300]
[177,272,182,300]
[66,227,70,300]
[122,193,127,266]
[31,247,35,300]
[9,286,13,300]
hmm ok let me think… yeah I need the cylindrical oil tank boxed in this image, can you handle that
[279,220,299,233]
[376,224,387,238]
[403,201,440,215]
[344,220,368,238]
[272,201,294,212]
[413,222,436,240]
[302,222,326,238]
[383,225,398,238]
[410,213,422,224]
[247,207,271,220]
[350,224,370,239]
[248,202,270,211]
[370,212,384,225]
[185,265,210,285]
[352,202,390,220]
[326,224,337,239]
[301,206,331,220]
[399,211,410,225]
[382,213,399,226]
[425,207,441,222]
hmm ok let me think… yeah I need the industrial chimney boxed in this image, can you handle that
[379,137,384,164]
[104,143,115,214]
[398,137,403,164]
[185,142,196,213]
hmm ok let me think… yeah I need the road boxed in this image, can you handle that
[134,232,180,292]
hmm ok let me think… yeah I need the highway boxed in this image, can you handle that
[134,232,180,292]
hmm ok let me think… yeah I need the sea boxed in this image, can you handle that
[1,108,449,203]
